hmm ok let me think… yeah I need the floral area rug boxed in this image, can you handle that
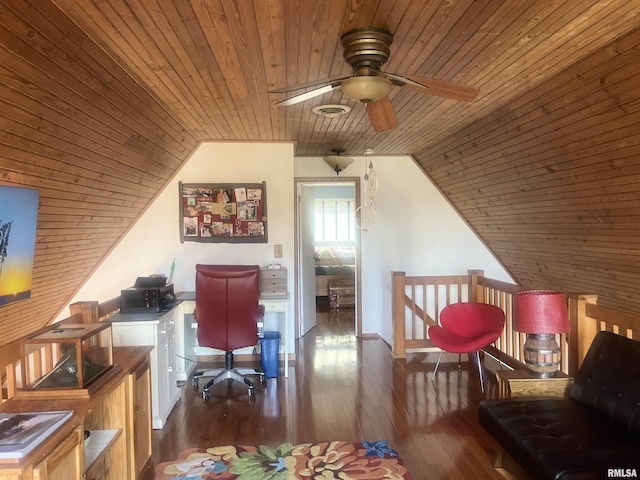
[154,440,412,479]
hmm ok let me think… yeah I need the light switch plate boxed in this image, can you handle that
[274,244,283,258]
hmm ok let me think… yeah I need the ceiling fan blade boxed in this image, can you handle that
[383,72,431,88]
[275,83,341,106]
[367,97,398,133]
[269,75,351,93]
[384,72,479,102]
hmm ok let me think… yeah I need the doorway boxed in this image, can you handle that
[294,177,361,340]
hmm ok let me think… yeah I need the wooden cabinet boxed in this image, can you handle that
[83,378,127,480]
[109,308,181,429]
[129,359,152,479]
[0,346,152,480]
[33,427,83,480]
[84,456,109,480]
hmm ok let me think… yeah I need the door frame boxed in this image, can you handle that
[293,176,362,339]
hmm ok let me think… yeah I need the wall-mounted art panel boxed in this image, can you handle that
[179,181,267,243]
[0,185,39,307]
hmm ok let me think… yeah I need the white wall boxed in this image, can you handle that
[60,145,513,353]
[295,155,514,344]
[57,142,296,352]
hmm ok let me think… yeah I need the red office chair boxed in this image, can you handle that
[192,264,265,399]
[428,302,505,393]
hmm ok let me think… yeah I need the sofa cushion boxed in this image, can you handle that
[479,331,640,479]
[569,331,640,436]
[478,397,640,480]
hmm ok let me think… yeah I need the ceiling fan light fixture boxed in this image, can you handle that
[324,155,354,175]
[341,76,392,104]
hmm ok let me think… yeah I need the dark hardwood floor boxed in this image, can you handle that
[152,300,526,479]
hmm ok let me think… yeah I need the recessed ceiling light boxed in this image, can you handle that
[312,104,351,118]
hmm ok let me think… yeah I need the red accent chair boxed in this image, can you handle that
[428,302,505,393]
[192,264,265,399]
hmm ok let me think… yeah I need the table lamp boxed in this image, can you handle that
[513,290,570,378]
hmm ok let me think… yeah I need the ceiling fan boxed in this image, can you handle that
[270,27,480,133]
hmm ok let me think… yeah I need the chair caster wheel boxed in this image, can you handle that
[248,387,255,397]
[260,374,265,383]
[193,377,199,388]
[202,389,210,400]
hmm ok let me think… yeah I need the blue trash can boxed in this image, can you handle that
[260,331,280,378]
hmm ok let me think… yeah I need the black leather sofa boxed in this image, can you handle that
[478,331,640,480]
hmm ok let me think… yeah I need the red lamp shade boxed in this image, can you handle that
[513,291,570,334]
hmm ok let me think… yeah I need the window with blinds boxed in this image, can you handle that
[314,199,355,243]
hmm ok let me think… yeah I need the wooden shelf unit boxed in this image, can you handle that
[0,346,153,480]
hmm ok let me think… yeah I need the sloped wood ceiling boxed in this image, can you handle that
[421,26,640,313]
[1,0,640,344]
[0,0,198,342]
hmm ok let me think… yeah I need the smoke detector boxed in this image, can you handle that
[312,104,351,118]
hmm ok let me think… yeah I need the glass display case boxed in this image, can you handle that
[18,322,113,396]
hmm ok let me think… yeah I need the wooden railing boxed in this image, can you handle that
[391,270,525,358]
[3,280,640,397]
[392,270,640,376]
[391,271,471,355]
[0,340,21,401]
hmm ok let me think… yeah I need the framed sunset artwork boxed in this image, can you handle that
[0,185,39,307]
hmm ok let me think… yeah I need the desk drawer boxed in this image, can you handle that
[261,279,287,289]
[261,269,287,280]
[260,282,287,296]
[262,300,287,311]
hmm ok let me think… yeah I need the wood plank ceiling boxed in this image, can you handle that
[1,0,640,343]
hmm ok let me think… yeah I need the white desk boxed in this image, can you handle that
[109,307,182,429]
[176,292,290,378]
[173,298,198,382]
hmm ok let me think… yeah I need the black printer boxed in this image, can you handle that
[120,277,176,313]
